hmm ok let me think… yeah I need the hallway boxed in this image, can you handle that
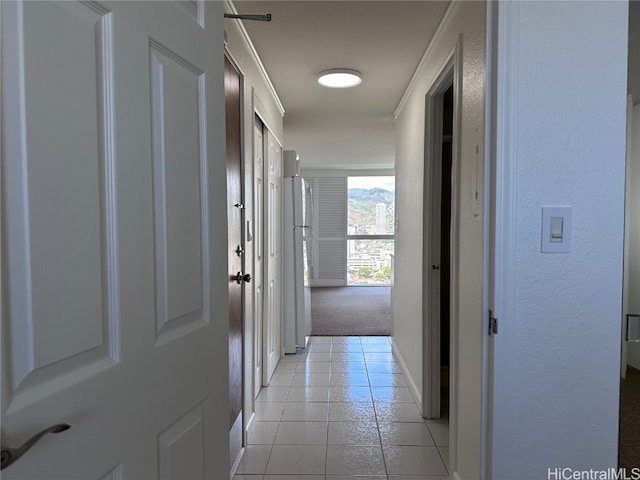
[234,336,448,479]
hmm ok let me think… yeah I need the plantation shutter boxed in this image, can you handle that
[309,176,347,286]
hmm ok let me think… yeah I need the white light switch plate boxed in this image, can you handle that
[541,206,571,253]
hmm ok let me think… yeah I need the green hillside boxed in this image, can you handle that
[348,187,395,234]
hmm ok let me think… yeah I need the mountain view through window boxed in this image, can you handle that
[347,176,395,285]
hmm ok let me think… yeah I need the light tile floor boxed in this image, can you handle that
[234,336,449,480]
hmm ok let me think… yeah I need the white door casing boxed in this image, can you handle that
[264,130,282,383]
[1,1,229,478]
[622,94,634,378]
[423,48,457,423]
[487,2,519,477]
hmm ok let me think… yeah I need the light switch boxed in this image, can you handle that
[542,207,571,253]
[549,217,564,242]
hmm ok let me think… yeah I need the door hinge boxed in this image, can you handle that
[488,310,498,336]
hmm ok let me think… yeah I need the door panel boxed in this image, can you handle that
[3,0,117,408]
[157,403,206,480]
[254,118,264,395]
[150,42,207,343]
[264,132,282,382]
[1,2,229,478]
[225,55,243,428]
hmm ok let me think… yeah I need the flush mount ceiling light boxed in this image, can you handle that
[317,68,362,88]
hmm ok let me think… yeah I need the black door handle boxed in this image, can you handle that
[1,424,70,470]
[234,272,251,284]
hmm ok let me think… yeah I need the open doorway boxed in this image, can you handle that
[425,80,454,420]
[439,85,453,418]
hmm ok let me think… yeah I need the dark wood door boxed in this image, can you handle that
[225,56,243,428]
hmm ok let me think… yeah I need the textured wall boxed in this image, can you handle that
[492,2,628,477]
[393,2,486,478]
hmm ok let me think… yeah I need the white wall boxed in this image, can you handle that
[393,2,486,478]
[628,104,640,369]
[223,1,285,466]
[491,2,628,478]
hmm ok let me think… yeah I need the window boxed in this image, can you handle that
[347,176,395,285]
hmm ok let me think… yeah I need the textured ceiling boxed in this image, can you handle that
[231,1,450,170]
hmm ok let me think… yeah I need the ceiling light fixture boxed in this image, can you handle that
[317,69,362,88]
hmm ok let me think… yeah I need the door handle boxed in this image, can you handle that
[234,272,251,284]
[1,424,70,470]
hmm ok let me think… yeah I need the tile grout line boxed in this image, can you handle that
[245,335,433,479]
[367,343,391,480]
[325,340,333,478]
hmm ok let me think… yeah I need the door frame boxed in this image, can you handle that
[422,39,461,469]
[485,2,520,478]
[622,93,634,379]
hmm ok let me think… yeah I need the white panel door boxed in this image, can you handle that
[264,131,282,383]
[1,1,229,478]
[254,117,265,395]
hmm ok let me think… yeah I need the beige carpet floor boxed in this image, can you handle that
[310,286,391,336]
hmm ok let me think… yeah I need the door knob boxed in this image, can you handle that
[235,245,245,256]
[1,424,70,470]
[234,272,251,284]
[432,265,440,270]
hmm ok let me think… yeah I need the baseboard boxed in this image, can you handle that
[229,413,243,479]
[229,445,244,480]
[391,340,423,414]
[245,410,256,432]
[230,410,257,479]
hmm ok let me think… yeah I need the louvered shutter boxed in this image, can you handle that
[308,177,347,286]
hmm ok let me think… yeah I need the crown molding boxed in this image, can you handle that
[224,0,285,115]
[394,0,460,119]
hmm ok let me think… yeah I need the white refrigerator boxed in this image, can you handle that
[283,152,312,353]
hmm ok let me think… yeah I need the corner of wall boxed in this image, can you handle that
[391,340,422,411]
